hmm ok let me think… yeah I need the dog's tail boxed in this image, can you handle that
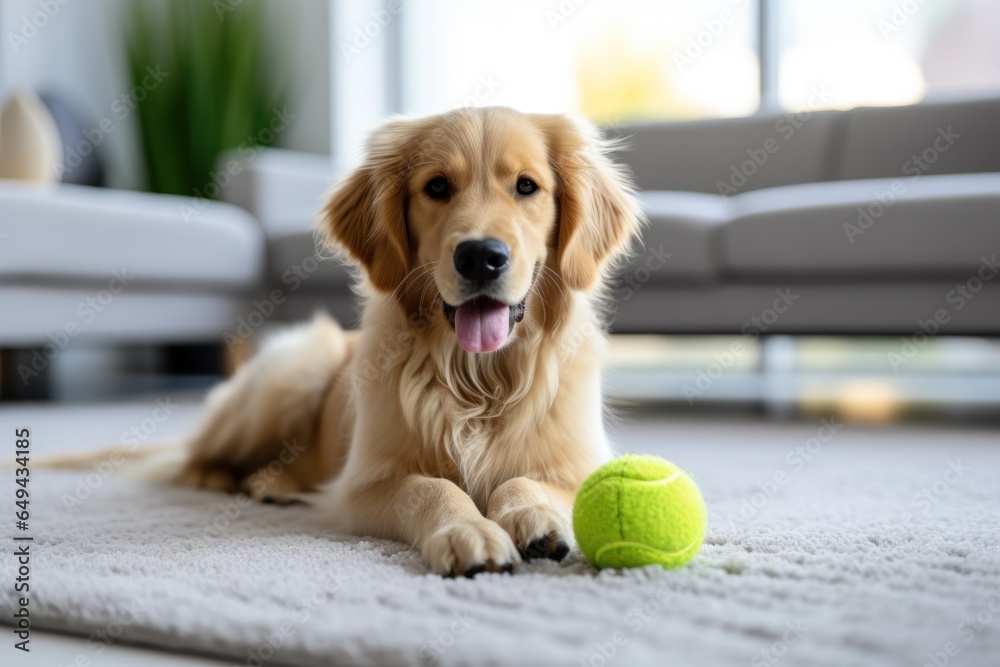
[25,313,350,495]
[27,440,188,484]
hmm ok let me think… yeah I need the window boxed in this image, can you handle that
[401,0,759,124]
[774,0,1000,110]
[332,0,1000,163]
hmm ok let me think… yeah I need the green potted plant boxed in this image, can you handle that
[124,0,286,197]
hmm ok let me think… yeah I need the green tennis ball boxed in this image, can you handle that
[573,454,707,570]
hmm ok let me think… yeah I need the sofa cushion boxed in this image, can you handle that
[722,173,1000,277]
[619,191,733,283]
[267,227,352,291]
[838,97,1000,181]
[0,180,264,289]
[610,110,840,195]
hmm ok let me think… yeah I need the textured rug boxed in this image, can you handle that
[2,408,999,667]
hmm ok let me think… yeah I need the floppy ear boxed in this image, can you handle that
[535,115,642,291]
[319,121,413,292]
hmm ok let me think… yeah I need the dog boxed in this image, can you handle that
[173,107,642,576]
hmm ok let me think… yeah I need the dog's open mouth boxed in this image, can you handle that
[443,296,526,353]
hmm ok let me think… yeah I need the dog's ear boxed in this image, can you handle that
[535,114,642,291]
[319,120,415,292]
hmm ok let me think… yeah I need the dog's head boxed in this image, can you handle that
[321,107,639,353]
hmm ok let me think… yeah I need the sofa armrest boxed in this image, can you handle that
[217,148,335,236]
[620,191,734,283]
[0,180,264,289]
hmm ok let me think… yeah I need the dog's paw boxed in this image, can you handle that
[422,519,521,577]
[258,493,308,506]
[492,504,572,562]
[175,462,241,493]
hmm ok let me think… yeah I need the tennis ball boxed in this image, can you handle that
[573,454,707,569]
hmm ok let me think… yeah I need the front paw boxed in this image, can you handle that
[492,504,571,562]
[422,519,521,577]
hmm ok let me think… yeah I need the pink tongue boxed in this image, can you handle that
[454,299,510,353]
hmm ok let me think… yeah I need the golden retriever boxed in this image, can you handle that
[175,107,641,576]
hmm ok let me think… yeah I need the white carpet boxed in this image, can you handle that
[2,402,999,666]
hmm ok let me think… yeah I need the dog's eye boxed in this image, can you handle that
[424,176,451,200]
[516,177,538,196]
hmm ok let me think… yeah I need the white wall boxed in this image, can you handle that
[0,0,331,191]
[268,0,332,157]
[328,0,398,169]
[1,0,139,188]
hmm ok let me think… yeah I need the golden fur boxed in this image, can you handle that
[176,107,642,575]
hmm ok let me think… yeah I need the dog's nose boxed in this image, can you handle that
[454,238,510,283]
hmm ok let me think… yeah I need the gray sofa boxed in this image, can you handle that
[220,96,1000,336]
[0,181,264,345]
[0,180,264,398]
[607,96,1000,334]
[2,96,998,399]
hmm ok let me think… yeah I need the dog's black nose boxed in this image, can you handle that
[454,238,510,283]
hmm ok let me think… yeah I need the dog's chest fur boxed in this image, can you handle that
[361,297,610,509]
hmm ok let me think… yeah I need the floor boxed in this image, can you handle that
[1,398,999,666]
[2,397,230,666]
[21,631,225,666]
